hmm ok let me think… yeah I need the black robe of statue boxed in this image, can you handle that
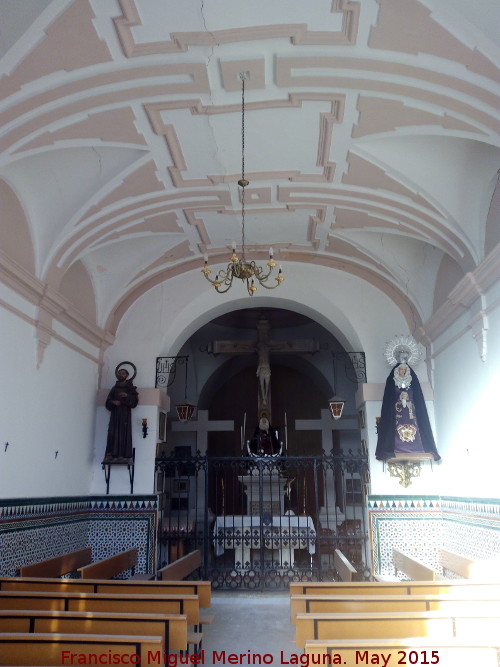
[375,364,441,462]
[249,423,280,456]
[104,379,139,460]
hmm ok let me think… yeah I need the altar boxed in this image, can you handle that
[213,514,316,569]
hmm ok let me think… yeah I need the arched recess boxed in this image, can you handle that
[0,179,35,274]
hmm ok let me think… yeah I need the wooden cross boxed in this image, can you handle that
[170,409,234,454]
[207,316,319,419]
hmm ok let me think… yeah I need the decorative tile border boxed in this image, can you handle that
[369,495,500,578]
[0,496,157,577]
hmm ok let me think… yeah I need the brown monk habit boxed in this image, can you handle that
[104,373,139,460]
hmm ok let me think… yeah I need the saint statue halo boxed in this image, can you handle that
[384,334,422,368]
[114,361,137,381]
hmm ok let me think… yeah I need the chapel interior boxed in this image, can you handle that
[1,0,499,600]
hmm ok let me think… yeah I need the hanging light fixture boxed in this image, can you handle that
[328,396,345,420]
[175,356,196,423]
[202,72,284,296]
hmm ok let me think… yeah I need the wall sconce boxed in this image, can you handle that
[142,418,148,438]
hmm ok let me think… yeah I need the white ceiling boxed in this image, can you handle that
[0,0,499,332]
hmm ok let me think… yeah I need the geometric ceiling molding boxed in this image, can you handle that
[129,240,195,285]
[352,96,483,139]
[324,236,394,278]
[14,107,148,155]
[81,161,164,222]
[275,57,500,134]
[90,212,183,250]
[1,0,112,99]
[1,63,210,155]
[145,93,345,187]
[220,60,266,92]
[114,0,360,57]
[279,188,474,268]
[342,152,443,215]
[370,0,499,81]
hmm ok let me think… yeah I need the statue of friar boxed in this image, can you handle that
[103,362,139,461]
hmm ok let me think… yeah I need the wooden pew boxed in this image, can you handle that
[0,590,200,625]
[295,609,500,648]
[157,550,201,581]
[440,548,475,578]
[0,608,187,651]
[290,592,500,622]
[392,547,438,580]
[18,547,92,577]
[333,549,357,582]
[289,579,500,596]
[304,638,500,667]
[77,547,152,579]
[0,632,163,666]
[0,576,211,608]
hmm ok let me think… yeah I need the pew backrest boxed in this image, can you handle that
[295,610,500,648]
[0,576,211,608]
[0,608,187,652]
[0,590,200,624]
[440,548,475,578]
[304,638,500,667]
[158,550,201,581]
[290,592,500,622]
[18,547,92,578]
[393,547,437,580]
[78,548,138,579]
[289,580,500,596]
[333,549,357,582]
[0,632,163,666]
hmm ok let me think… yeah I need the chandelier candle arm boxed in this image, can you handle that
[201,71,283,296]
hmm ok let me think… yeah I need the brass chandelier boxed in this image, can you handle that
[202,72,283,296]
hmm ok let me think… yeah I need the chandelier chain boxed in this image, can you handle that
[241,75,246,259]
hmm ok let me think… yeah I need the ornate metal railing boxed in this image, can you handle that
[155,450,370,589]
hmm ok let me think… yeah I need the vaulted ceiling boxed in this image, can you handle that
[1,0,499,338]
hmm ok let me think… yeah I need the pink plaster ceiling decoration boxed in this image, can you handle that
[0,0,498,354]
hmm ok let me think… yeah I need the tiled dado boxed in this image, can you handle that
[0,496,158,577]
[368,496,500,578]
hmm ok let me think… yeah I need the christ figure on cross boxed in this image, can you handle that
[207,315,319,419]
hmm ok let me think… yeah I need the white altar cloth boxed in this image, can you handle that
[213,515,316,568]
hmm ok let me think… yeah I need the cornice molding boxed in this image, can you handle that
[415,244,500,359]
[0,250,114,362]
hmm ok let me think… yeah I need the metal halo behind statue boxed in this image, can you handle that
[384,334,422,367]
[115,361,137,381]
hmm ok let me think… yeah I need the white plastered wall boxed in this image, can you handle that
[0,285,99,498]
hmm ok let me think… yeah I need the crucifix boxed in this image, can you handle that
[207,316,319,420]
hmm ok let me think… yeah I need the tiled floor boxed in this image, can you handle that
[200,590,299,666]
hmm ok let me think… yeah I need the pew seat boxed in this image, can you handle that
[304,637,500,667]
[0,608,187,651]
[0,632,163,666]
[295,609,500,648]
